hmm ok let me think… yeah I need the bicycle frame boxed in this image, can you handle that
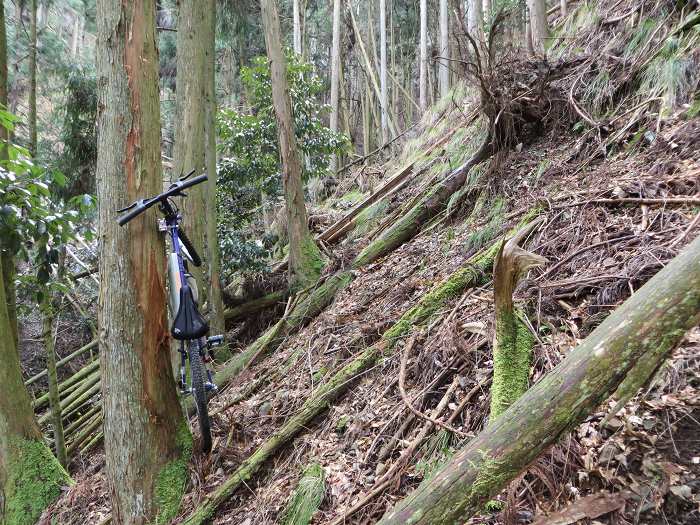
[160,204,214,394]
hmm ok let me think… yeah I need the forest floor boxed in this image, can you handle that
[37,0,700,522]
[42,110,700,525]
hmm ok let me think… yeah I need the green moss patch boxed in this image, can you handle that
[154,423,193,524]
[4,437,72,525]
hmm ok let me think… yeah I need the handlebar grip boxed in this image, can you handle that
[117,202,148,226]
[179,228,203,267]
[178,174,208,192]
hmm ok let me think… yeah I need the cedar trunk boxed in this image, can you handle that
[175,0,210,307]
[378,235,700,524]
[95,1,191,523]
[261,0,324,291]
[329,0,341,171]
[419,0,427,111]
[528,0,547,54]
[28,0,37,156]
[438,0,449,97]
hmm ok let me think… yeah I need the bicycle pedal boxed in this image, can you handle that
[205,382,218,393]
[206,335,224,347]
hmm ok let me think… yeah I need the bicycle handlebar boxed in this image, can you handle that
[117,170,208,226]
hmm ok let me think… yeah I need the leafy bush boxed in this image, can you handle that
[216,52,348,277]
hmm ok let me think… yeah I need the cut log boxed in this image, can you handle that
[180,212,541,525]
[376,233,700,525]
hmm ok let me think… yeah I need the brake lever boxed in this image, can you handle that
[116,200,142,213]
[178,168,197,181]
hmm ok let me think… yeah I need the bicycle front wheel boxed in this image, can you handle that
[188,339,212,453]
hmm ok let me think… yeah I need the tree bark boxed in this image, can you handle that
[379,0,388,142]
[0,3,18,350]
[560,0,568,17]
[95,1,191,523]
[483,0,492,26]
[527,0,547,55]
[377,234,700,525]
[0,259,71,525]
[439,0,450,98]
[29,0,37,156]
[261,0,324,291]
[329,0,341,171]
[175,0,210,307]
[204,0,225,335]
[419,0,427,111]
[468,0,483,42]
[293,0,302,54]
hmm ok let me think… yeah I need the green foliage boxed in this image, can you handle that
[216,52,348,276]
[0,108,93,304]
[57,65,98,196]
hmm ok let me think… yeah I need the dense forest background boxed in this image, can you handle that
[1,0,699,524]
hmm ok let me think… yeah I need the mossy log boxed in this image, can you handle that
[490,218,547,419]
[377,233,700,525]
[352,135,492,268]
[33,359,100,411]
[181,213,539,525]
[37,370,100,425]
[281,463,326,525]
[224,290,288,323]
[66,412,102,456]
[212,271,353,390]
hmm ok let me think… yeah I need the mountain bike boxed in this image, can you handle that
[117,169,221,453]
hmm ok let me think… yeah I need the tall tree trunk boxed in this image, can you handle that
[329,0,341,171]
[377,234,700,525]
[419,0,427,111]
[42,300,68,467]
[293,0,302,54]
[527,0,547,54]
[174,0,211,309]
[96,1,191,523]
[204,0,225,335]
[468,0,483,42]
[0,3,18,350]
[438,0,449,98]
[71,13,80,56]
[28,0,37,156]
[483,0,492,26]
[261,0,324,291]
[379,0,388,142]
[561,0,567,17]
[0,263,72,525]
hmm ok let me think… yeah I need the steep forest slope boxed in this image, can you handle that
[43,0,699,524]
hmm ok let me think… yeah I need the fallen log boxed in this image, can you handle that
[38,370,101,425]
[32,359,100,410]
[181,213,540,525]
[352,133,493,268]
[224,290,288,322]
[376,233,700,525]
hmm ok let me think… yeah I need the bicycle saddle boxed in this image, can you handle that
[171,287,209,340]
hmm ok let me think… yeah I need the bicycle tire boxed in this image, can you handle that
[188,339,212,453]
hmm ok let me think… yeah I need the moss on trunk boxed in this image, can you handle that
[281,463,326,525]
[154,422,193,524]
[4,437,72,525]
